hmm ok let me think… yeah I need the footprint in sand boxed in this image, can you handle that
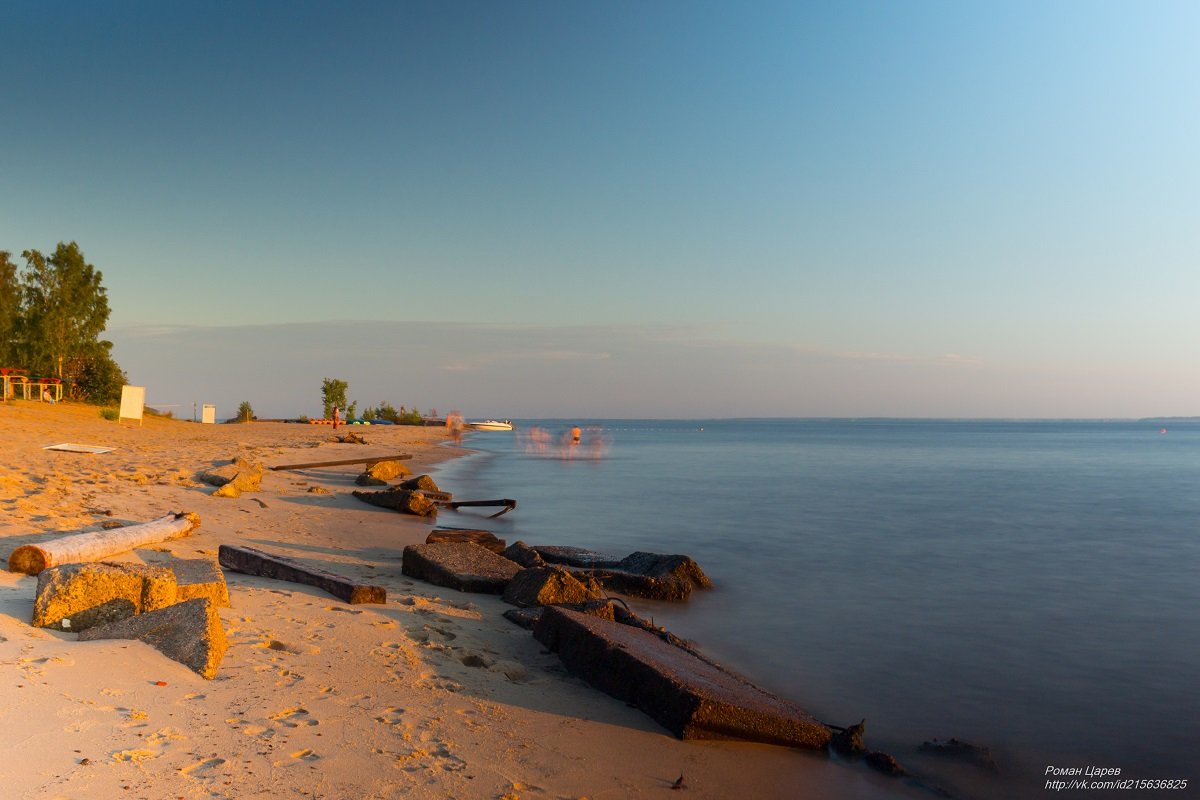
[458,653,493,669]
[144,728,186,747]
[111,748,158,763]
[179,756,226,775]
[414,625,457,643]
[389,741,467,773]
[275,668,305,687]
[268,707,318,727]
[374,707,407,729]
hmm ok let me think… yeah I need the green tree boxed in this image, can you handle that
[20,242,112,379]
[0,251,20,364]
[65,349,127,404]
[237,401,255,422]
[321,378,348,419]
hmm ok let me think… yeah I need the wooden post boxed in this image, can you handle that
[8,512,201,575]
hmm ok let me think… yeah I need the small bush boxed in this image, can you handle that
[99,407,119,421]
[237,401,254,423]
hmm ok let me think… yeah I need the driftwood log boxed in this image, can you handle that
[268,454,413,471]
[8,512,201,575]
[218,544,385,604]
[437,498,517,518]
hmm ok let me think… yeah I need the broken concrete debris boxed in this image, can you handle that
[33,562,178,632]
[401,542,520,593]
[79,597,229,679]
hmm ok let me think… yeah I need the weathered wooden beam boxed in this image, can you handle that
[8,512,201,575]
[217,544,385,604]
[268,453,413,471]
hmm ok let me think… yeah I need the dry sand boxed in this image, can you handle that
[0,401,904,799]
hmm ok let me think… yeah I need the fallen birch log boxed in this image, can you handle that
[8,512,201,575]
[218,544,386,604]
[268,454,413,471]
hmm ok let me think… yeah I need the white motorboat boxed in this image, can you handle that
[466,419,514,431]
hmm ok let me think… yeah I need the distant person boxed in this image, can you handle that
[446,412,464,445]
[571,425,581,445]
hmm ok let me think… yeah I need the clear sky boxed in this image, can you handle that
[3,1,1197,419]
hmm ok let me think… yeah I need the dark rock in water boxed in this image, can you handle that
[831,719,868,757]
[919,738,1000,771]
[532,546,620,569]
[533,606,832,749]
[426,529,506,553]
[502,566,605,608]
[577,553,711,601]
[865,751,908,776]
[398,474,440,492]
[618,552,712,589]
[402,542,520,593]
[352,488,438,517]
[501,541,546,568]
[532,547,712,601]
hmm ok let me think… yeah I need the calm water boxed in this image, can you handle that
[434,419,1200,798]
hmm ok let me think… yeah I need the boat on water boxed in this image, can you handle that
[466,419,514,431]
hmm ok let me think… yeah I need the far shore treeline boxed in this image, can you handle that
[0,242,126,404]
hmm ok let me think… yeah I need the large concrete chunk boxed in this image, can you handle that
[402,543,520,593]
[78,597,228,679]
[502,566,604,608]
[33,562,178,632]
[170,558,230,607]
[533,606,832,750]
[201,457,264,497]
[426,528,506,553]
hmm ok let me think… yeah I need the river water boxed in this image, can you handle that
[433,419,1199,798]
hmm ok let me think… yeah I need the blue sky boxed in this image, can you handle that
[3,2,1197,418]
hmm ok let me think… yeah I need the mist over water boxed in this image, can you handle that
[434,419,1200,799]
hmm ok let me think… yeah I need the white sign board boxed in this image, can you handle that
[201,404,216,424]
[118,385,146,425]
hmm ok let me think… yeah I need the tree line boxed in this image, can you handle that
[320,378,428,424]
[0,242,126,404]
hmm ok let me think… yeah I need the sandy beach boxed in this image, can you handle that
[0,401,898,800]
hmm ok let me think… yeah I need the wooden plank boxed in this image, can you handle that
[268,453,413,471]
[217,544,385,604]
[8,512,201,575]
